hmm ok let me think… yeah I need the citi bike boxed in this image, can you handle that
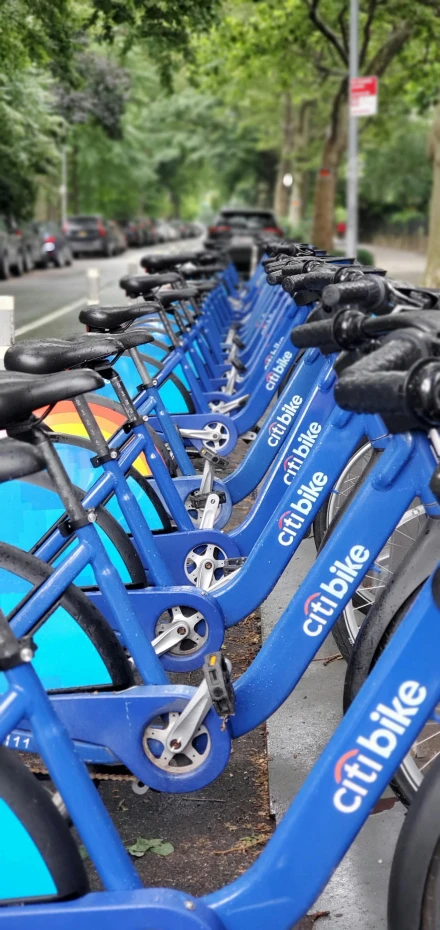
[3,311,440,928]
[3,281,440,804]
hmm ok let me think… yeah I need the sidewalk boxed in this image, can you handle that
[364,242,425,285]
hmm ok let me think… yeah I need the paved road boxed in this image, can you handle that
[365,242,425,285]
[0,237,203,340]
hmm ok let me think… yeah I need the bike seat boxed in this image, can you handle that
[4,335,123,376]
[113,328,155,350]
[0,438,44,482]
[141,252,204,271]
[80,302,161,332]
[120,273,182,298]
[157,287,199,306]
[0,369,104,427]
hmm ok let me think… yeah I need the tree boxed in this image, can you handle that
[425,104,440,286]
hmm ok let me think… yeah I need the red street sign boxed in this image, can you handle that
[350,76,378,117]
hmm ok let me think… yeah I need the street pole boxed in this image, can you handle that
[60,146,67,227]
[346,0,358,258]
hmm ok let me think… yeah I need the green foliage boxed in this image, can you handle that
[0,68,62,217]
[356,248,375,266]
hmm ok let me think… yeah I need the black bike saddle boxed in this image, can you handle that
[141,252,205,271]
[120,273,182,298]
[4,335,124,376]
[80,302,161,332]
[0,369,104,427]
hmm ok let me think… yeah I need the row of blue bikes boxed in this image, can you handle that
[1,237,440,927]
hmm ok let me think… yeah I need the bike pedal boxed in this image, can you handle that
[203,652,235,718]
[233,335,245,349]
[188,489,227,510]
[199,447,229,470]
[223,556,247,575]
[231,357,246,373]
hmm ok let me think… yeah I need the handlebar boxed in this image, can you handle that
[322,275,388,312]
[291,319,337,351]
[334,334,428,415]
[283,265,350,294]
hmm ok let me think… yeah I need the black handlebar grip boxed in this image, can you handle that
[283,266,340,295]
[322,275,387,311]
[291,319,337,350]
[334,335,424,415]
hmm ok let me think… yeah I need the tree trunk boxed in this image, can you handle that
[312,82,347,251]
[288,175,302,228]
[425,105,440,287]
[274,92,295,218]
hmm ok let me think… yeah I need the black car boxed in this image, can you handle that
[207,208,283,273]
[64,215,121,257]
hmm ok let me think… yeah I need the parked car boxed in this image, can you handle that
[151,219,171,243]
[206,207,283,273]
[22,221,73,269]
[64,215,123,257]
[0,216,24,278]
[122,219,143,247]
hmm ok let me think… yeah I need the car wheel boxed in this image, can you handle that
[64,248,73,266]
[0,253,10,280]
[11,252,24,276]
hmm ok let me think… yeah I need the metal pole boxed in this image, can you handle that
[346,0,359,257]
[0,296,14,371]
[87,268,100,306]
[60,146,67,227]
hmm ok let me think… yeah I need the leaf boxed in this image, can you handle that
[78,844,89,860]
[151,841,174,857]
[126,837,174,858]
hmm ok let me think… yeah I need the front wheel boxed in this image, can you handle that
[344,583,436,806]
[314,442,426,660]
[388,754,440,930]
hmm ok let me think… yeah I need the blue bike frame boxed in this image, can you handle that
[2,526,440,928]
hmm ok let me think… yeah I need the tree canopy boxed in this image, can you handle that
[1,0,440,261]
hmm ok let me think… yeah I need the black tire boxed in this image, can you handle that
[0,251,11,280]
[11,252,24,277]
[0,540,134,691]
[388,754,440,930]
[0,745,88,904]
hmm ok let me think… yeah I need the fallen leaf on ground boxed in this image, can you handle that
[126,837,174,858]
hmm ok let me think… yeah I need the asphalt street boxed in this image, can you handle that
[0,237,204,340]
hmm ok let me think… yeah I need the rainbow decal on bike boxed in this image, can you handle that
[36,399,151,476]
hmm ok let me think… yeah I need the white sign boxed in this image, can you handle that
[350,76,378,117]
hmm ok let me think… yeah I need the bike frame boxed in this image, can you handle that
[2,527,440,928]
